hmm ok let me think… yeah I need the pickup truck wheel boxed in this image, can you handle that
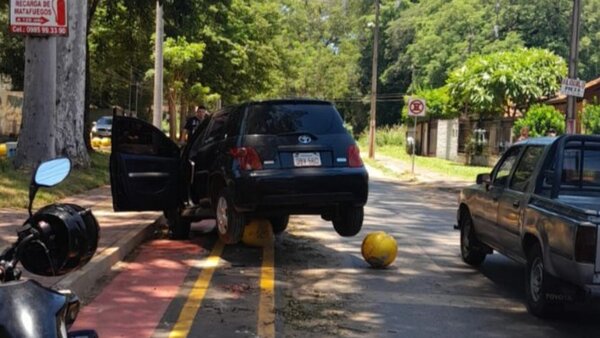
[215,188,245,244]
[525,243,562,317]
[460,213,486,266]
[332,206,363,237]
[269,215,289,234]
[165,208,191,240]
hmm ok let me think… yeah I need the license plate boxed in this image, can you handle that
[293,152,321,167]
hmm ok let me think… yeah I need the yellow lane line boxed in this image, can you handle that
[169,240,225,338]
[258,234,275,338]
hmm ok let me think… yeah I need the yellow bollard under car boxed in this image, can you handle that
[242,219,274,247]
[0,144,6,157]
[101,138,111,147]
[361,231,398,268]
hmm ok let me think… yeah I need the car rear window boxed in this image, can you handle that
[98,117,113,125]
[244,103,346,135]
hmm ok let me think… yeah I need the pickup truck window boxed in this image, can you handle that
[493,146,521,187]
[562,148,600,187]
[510,146,544,192]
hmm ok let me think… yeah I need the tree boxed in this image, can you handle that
[161,37,205,140]
[447,48,566,117]
[55,0,90,167]
[0,3,25,90]
[14,0,89,169]
[513,104,565,137]
[582,104,600,134]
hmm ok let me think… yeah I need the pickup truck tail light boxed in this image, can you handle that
[230,147,263,171]
[575,226,597,263]
[347,145,363,168]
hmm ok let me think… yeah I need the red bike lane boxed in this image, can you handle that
[72,237,212,338]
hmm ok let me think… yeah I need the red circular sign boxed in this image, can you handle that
[410,101,424,114]
[408,99,426,116]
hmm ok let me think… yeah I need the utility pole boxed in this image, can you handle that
[152,0,164,128]
[368,0,380,159]
[566,0,582,134]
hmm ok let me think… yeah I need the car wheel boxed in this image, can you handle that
[525,242,561,317]
[165,208,191,240]
[332,206,363,237]
[269,215,289,234]
[459,212,486,266]
[215,188,245,244]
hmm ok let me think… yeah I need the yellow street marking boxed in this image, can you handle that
[258,234,275,338]
[169,240,225,338]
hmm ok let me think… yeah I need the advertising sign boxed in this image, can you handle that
[10,0,68,36]
[560,78,586,98]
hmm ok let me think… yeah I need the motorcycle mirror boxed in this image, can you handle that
[34,158,72,187]
[28,158,72,216]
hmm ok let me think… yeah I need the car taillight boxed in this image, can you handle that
[230,147,263,170]
[575,226,597,263]
[347,145,363,168]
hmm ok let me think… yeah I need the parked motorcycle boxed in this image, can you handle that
[0,158,99,338]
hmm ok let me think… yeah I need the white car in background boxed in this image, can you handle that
[92,116,113,137]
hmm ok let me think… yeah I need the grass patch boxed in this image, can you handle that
[368,145,491,181]
[363,158,415,181]
[0,152,110,209]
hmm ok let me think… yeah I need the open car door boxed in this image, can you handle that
[110,116,181,211]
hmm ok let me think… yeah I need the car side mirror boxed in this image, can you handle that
[476,173,491,185]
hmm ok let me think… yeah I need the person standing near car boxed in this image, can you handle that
[184,105,208,140]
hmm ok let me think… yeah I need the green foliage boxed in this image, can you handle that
[582,104,600,134]
[513,104,565,138]
[401,86,458,121]
[0,2,24,90]
[447,48,566,117]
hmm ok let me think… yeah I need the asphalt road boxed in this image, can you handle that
[74,168,600,337]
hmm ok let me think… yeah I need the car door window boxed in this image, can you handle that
[509,146,544,192]
[203,109,230,144]
[493,146,522,187]
[113,116,179,157]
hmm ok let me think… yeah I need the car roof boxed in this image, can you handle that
[245,98,333,106]
[514,137,557,146]
[514,134,600,147]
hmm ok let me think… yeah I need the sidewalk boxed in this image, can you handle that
[0,186,162,297]
[370,154,474,192]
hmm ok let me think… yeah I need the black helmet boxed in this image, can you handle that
[19,204,100,277]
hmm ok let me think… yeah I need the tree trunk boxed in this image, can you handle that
[84,0,101,152]
[179,96,188,143]
[14,37,58,169]
[168,90,177,141]
[55,0,90,168]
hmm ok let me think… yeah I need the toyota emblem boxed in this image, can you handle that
[298,135,312,144]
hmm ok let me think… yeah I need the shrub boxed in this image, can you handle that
[357,125,406,148]
[582,104,600,134]
[513,104,565,138]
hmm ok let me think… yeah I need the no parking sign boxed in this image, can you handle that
[408,98,426,117]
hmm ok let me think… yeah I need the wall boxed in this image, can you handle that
[436,119,459,161]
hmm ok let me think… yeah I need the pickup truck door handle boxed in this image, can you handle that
[512,200,520,208]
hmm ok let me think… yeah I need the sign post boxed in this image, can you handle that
[10,0,68,36]
[407,98,426,175]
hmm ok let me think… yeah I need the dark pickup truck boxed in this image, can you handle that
[457,135,600,317]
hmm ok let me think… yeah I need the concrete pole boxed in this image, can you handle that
[368,0,380,159]
[152,0,164,128]
[566,0,582,134]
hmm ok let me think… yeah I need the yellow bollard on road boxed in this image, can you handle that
[361,231,398,268]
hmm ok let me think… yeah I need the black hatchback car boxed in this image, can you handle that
[110,99,369,243]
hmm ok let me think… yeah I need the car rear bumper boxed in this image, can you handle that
[231,167,369,212]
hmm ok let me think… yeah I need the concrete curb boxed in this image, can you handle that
[54,217,161,298]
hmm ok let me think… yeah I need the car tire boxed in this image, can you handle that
[165,208,191,240]
[459,211,487,266]
[525,242,562,317]
[215,188,246,244]
[332,206,363,237]
[269,215,289,235]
